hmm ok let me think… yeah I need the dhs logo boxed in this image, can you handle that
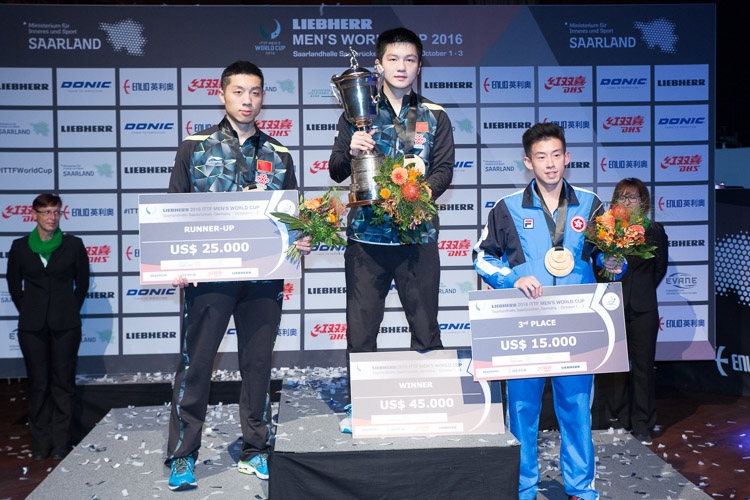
[310,323,347,340]
[660,154,702,172]
[86,245,112,263]
[185,121,213,136]
[665,272,697,290]
[544,76,586,93]
[187,78,221,95]
[602,116,645,133]
[282,282,294,301]
[2,205,35,222]
[257,119,292,138]
[2,205,70,222]
[309,160,328,174]
[438,239,472,257]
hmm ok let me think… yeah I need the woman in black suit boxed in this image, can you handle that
[596,178,668,446]
[6,194,89,460]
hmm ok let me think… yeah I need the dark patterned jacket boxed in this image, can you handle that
[169,116,297,194]
[329,92,454,244]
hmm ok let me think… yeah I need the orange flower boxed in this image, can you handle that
[328,213,338,223]
[610,204,630,221]
[598,230,607,240]
[380,188,391,199]
[391,167,408,185]
[304,198,321,210]
[400,183,420,202]
[621,221,629,228]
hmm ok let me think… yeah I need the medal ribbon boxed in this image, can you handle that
[387,93,419,156]
[220,120,260,191]
[534,181,568,250]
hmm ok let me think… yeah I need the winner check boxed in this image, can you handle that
[469,283,629,381]
[138,191,299,284]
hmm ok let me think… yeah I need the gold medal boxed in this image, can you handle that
[403,155,426,175]
[544,247,575,277]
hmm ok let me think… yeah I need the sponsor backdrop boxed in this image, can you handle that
[0,4,715,377]
[658,189,750,396]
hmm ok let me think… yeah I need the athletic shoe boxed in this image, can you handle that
[339,404,352,434]
[168,456,197,491]
[238,453,269,480]
[636,432,653,445]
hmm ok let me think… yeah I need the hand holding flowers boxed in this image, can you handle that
[586,203,657,280]
[372,156,437,244]
[271,187,347,264]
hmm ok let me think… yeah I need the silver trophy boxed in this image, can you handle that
[331,47,385,207]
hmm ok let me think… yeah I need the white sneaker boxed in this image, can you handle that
[339,404,352,434]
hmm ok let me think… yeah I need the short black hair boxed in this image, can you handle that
[33,193,62,210]
[376,28,423,64]
[221,61,264,91]
[522,122,567,158]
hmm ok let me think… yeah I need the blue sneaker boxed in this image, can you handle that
[168,456,197,491]
[339,404,352,434]
[238,453,269,480]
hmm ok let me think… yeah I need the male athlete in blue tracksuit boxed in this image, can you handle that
[474,123,620,500]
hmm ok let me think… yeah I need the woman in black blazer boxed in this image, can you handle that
[595,178,668,446]
[5,194,89,460]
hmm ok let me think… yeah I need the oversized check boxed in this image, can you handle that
[349,350,505,438]
[469,283,628,381]
[138,191,300,284]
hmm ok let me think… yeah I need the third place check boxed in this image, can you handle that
[468,283,629,381]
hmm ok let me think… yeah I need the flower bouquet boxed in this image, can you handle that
[586,203,657,280]
[270,187,348,264]
[371,155,437,244]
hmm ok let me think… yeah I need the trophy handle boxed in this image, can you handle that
[373,68,383,107]
[330,77,344,107]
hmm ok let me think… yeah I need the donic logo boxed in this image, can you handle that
[124,123,174,130]
[61,81,111,89]
[658,117,705,126]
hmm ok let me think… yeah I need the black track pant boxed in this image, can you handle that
[344,240,443,401]
[166,281,282,463]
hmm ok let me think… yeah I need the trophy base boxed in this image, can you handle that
[347,191,379,207]
[347,150,385,208]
